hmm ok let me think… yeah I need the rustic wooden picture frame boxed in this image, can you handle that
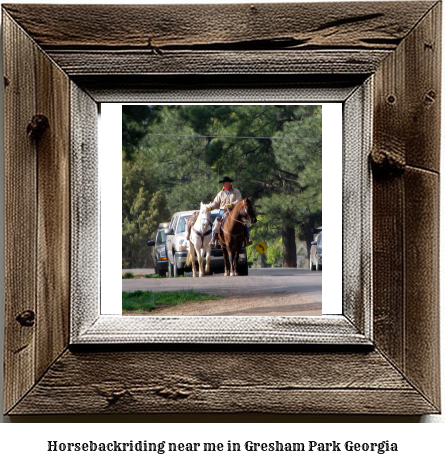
[3,2,441,416]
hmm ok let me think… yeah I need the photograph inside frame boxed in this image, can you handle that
[121,104,325,317]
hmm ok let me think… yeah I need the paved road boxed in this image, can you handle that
[122,268,322,316]
[123,267,321,295]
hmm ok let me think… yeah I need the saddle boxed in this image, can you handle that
[213,211,229,233]
[187,210,212,243]
[185,211,199,237]
[220,211,230,228]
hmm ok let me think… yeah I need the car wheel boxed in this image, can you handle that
[173,255,184,277]
[238,262,248,276]
[153,265,158,275]
[159,269,167,277]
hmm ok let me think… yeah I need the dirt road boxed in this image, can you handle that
[122,268,322,317]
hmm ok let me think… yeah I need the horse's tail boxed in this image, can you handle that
[185,249,192,266]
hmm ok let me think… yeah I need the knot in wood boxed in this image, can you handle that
[370,148,405,178]
[154,386,191,400]
[96,386,130,406]
[424,90,436,105]
[105,390,128,405]
[16,310,35,327]
[27,115,49,141]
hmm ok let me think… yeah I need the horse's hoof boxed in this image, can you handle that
[230,273,234,277]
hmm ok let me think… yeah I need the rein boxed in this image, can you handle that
[221,228,245,238]
[227,200,253,228]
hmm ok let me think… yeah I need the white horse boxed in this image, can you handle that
[185,202,212,277]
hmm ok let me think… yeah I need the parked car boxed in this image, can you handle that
[309,230,322,271]
[147,222,170,276]
[164,210,248,277]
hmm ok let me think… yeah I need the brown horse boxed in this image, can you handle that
[218,197,257,277]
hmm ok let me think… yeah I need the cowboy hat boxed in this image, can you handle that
[219,176,234,183]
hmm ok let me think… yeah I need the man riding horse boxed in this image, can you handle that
[185,176,252,248]
[206,176,252,248]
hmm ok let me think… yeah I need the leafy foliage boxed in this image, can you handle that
[122,155,170,268]
[122,104,322,267]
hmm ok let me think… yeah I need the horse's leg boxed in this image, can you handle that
[227,245,236,277]
[232,250,238,276]
[204,243,211,275]
[196,248,204,277]
[233,241,240,276]
[222,247,229,277]
[220,236,230,277]
[190,242,197,278]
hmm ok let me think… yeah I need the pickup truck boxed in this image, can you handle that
[164,210,248,277]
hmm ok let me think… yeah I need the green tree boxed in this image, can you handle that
[139,106,218,211]
[122,156,170,268]
[182,105,322,267]
[122,104,322,269]
[122,105,160,161]
[269,106,322,264]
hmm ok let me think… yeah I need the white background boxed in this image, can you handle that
[0,0,444,461]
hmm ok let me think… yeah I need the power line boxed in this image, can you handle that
[145,133,321,141]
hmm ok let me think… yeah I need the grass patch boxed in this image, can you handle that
[122,289,222,312]
[122,272,135,279]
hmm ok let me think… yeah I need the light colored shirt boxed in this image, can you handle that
[208,187,242,210]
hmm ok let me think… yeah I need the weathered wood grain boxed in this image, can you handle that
[372,36,406,367]
[3,2,435,50]
[8,349,438,415]
[371,1,441,173]
[404,167,440,408]
[402,3,441,409]
[2,2,441,416]
[74,315,370,346]
[372,2,441,411]
[3,13,38,414]
[342,81,372,335]
[34,37,71,382]
[404,2,441,172]
[47,50,390,76]
[70,83,99,340]
[371,7,408,372]
[3,11,72,413]
[76,75,365,103]
[372,174,405,367]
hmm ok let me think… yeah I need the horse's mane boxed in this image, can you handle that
[232,198,249,214]
[222,198,249,234]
